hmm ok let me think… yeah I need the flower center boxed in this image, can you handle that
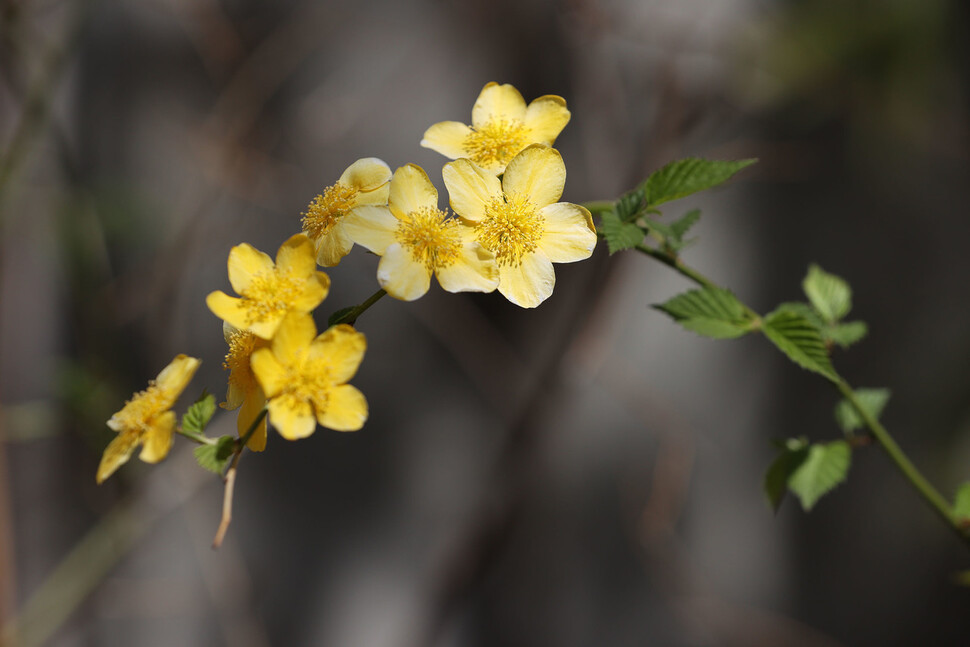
[112,383,169,434]
[240,269,303,325]
[301,183,358,240]
[476,194,544,266]
[281,355,333,411]
[463,118,529,170]
[224,329,260,393]
[395,207,462,271]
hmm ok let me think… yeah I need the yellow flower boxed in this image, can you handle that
[421,82,570,175]
[301,158,392,267]
[442,144,596,308]
[341,163,498,301]
[97,354,201,483]
[250,313,368,440]
[206,234,330,340]
[220,322,268,451]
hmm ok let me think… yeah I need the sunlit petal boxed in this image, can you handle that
[227,243,273,295]
[268,395,316,440]
[420,121,474,160]
[436,242,499,294]
[502,145,565,209]
[497,250,555,308]
[538,203,597,263]
[389,164,439,218]
[139,411,175,463]
[377,243,432,301]
[338,157,392,192]
[525,95,570,145]
[342,206,399,255]
[313,324,366,383]
[472,82,527,127]
[442,159,501,223]
[317,384,368,432]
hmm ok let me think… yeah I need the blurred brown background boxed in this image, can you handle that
[2,0,970,645]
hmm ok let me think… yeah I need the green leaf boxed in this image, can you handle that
[827,321,868,348]
[763,438,809,512]
[328,306,357,327]
[655,287,754,339]
[615,187,646,222]
[762,308,839,382]
[599,212,644,254]
[193,436,236,475]
[182,391,216,434]
[670,209,701,240]
[787,440,852,511]
[834,388,891,433]
[642,158,757,207]
[802,264,852,323]
[953,483,970,523]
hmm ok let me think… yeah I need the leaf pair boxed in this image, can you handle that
[182,392,236,475]
[764,439,851,511]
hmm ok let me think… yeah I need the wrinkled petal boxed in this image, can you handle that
[251,347,287,398]
[502,145,565,209]
[312,324,366,383]
[538,203,596,263]
[317,384,368,432]
[442,159,501,223]
[338,157,392,192]
[275,234,317,278]
[268,395,316,440]
[314,223,355,267]
[227,243,273,295]
[271,312,317,365]
[356,183,390,205]
[525,95,570,145]
[377,243,432,301]
[436,242,499,294]
[472,82,527,127]
[237,390,267,452]
[154,354,201,403]
[139,410,175,463]
[420,121,474,160]
[389,164,438,219]
[497,250,555,308]
[96,432,139,484]
[342,206,399,255]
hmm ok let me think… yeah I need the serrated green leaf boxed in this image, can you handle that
[827,321,868,348]
[670,209,701,240]
[787,440,851,510]
[772,302,825,328]
[642,158,757,207]
[615,188,646,222]
[834,388,890,433]
[655,287,753,339]
[328,306,357,327]
[182,391,216,434]
[599,212,644,254]
[193,436,236,475]
[953,483,970,522]
[762,309,839,382]
[763,441,810,512]
[803,264,852,323]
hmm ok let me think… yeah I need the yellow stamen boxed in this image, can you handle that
[476,194,544,266]
[224,329,259,392]
[301,184,358,240]
[282,357,332,410]
[240,269,304,325]
[463,118,529,169]
[110,383,169,435]
[395,207,462,271]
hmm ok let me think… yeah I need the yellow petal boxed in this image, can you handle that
[389,164,438,219]
[271,311,317,365]
[224,378,244,410]
[317,384,368,432]
[442,159,501,223]
[154,354,201,402]
[275,234,317,277]
[314,223,355,267]
[338,157,392,192]
[268,395,316,440]
[502,145,565,209]
[206,291,252,332]
[288,273,329,313]
[227,243,274,295]
[237,390,267,452]
[525,95,570,145]
[436,242,499,294]
[251,347,286,397]
[420,121,474,160]
[96,432,139,484]
[538,203,597,263]
[139,410,175,463]
[356,182,390,205]
[377,243,432,301]
[313,324,366,384]
[497,250,555,308]
[342,206,399,255]
[472,82,527,127]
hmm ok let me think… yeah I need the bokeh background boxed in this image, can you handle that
[2,0,970,645]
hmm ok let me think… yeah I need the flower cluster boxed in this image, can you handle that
[97,81,596,487]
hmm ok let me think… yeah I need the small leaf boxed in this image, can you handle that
[182,391,216,434]
[615,187,646,222]
[763,439,809,512]
[803,264,852,323]
[655,287,754,339]
[762,308,839,382]
[953,483,970,523]
[834,388,891,433]
[599,212,644,254]
[787,440,852,511]
[194,436,236,475]
[328,306,357,327]
[642,158,757,207]
[827,321,868,348]
[670,209,701,240]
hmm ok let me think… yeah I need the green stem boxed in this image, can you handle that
[331,289,387,326]
[238,408,267,450]
[583,200,615,214]
[176,429,216,445]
